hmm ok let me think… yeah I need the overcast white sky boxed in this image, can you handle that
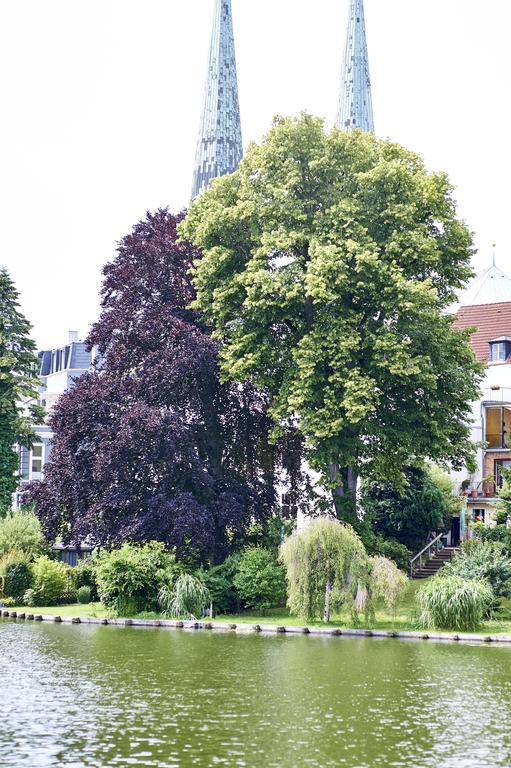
[1,0,510,348]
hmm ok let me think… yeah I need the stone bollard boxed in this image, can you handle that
[175,621,184,628]
[34,615,43,621]
[331,628,342,636]
[54,616,62,622]
[252,624,261,632]
[228,623,237,630]
[71,618,81,624]
[276,626,286,634]
[9,611,17,618]
[26,614,34,620]
[301,627,310,634]
[203,622,213,630]
[124,619,133,626]
[17,613,26,620]
[101,618,109,625]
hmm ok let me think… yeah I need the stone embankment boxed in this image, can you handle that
[2,609,511,646]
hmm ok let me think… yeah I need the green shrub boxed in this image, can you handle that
[93,542,177,615]
[0,511,44,558]
[357,526,411,572]
[31,555,69,605]
[198,555,240,615]
[4,561,33,601]
[0,551,33,599]
[416,575,494,631]
[22,589,35,607]
[444,539,511,604]
[77,585,92,604]
[0,596,16,607]
[74,559,98,601]
[234,547,287,612]
[480,525,511,556]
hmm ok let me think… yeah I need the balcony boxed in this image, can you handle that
[463,479,497,500]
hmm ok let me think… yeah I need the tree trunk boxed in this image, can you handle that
[323,580,332,623]
[329,463,358,523]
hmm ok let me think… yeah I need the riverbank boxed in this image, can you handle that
[4,605,511,645]
[8,579,511,636]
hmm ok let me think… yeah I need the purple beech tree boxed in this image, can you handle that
[29,210,285,562]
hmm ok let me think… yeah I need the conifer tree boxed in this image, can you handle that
[0,268,43,514]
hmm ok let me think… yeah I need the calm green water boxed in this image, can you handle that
[2,620,511,767]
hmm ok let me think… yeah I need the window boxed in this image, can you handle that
[30,444,44,480]
[485,406,511,449]
[495,459,511,488]
[491,342,507,362]
[489,339,511,362]
[472,508,486,523]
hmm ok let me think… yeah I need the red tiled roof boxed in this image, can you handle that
[454,302,511,362]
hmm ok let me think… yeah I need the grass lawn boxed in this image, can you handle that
[9,602,111,618]
[8,583,511,635]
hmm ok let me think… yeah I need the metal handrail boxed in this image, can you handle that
[409,533,444,577]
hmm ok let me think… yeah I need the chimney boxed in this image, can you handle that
[68,330,79,344]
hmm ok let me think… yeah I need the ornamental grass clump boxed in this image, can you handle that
[158,574,210,620]
[415,575,494,632]
[280,518,369,623]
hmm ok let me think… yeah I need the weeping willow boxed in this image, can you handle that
[279,518,369,623]
[158,574,211,620]
[369,556,409,620]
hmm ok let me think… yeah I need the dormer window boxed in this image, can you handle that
[489,337,511,363]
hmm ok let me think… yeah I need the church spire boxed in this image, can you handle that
[191,0,243,199]
[336,0,374,132]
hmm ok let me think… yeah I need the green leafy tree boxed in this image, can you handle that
[0,509,44,557]
[361,464,453,552]
[233,547,287,612]
[182,115,483,520]
[0,269,45,514]
[198,554,240,614]
[279,518,368,623]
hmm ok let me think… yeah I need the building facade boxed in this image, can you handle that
[15,331,92,507]
[454,264,511,524]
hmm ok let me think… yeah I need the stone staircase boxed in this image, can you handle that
[412,547,458,579]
